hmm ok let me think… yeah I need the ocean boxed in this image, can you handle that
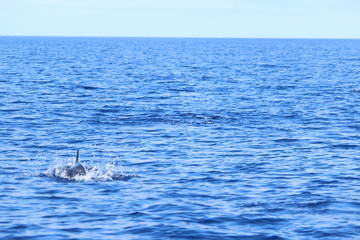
[1,36,360,239]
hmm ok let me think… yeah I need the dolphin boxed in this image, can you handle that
[66,150,87,178]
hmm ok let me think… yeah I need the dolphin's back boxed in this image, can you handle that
[66,150,86,177]
[68,162,86,177]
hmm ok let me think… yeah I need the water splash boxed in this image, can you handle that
[41,153,138,182]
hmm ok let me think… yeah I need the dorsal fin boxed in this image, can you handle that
[75,150,79,163]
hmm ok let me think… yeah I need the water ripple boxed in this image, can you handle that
[1,37,360,239]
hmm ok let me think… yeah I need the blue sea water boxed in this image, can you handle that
[1,36,360,239]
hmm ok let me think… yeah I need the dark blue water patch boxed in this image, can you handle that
[295,226,360,240]
[330,144,360,149]
[125,211,149,218]
[163,113,225,126]
[121,224,286,240]
[76,84,103,90]
[236,215,288,227]
[273,138,299,143]
[96,105,124,113]
[346,57,360,62]
[86,111,227,127]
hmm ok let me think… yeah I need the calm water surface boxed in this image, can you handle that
[1,37,360,239]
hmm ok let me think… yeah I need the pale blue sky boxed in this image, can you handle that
[0,0,359,38]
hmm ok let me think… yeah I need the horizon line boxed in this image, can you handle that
[0,34,359,40]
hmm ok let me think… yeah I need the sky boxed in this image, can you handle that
[0,0,359,39]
